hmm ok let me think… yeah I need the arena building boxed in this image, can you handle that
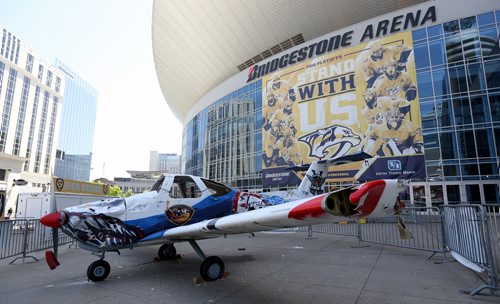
[152,0,500,206]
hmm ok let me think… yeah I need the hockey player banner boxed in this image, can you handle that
[261,31,426,186]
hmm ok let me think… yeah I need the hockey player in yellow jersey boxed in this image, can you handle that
[361,88,411,126]
[275,135,303,166]
[263,73,297,131]
[363,42,410,88]
[372,61,417,101]
[362,108,423,156]
[270,100,297,138]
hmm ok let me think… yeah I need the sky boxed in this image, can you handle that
[0,0,183,180]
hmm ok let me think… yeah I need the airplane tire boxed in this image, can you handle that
[87,260,111,282]
[158,244,176,260]
[200,256,225,281]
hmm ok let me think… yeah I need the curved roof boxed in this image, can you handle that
[152,0,425,123]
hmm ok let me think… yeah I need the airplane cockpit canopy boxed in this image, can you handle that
[201,178,232,197]
[150,175,165,192]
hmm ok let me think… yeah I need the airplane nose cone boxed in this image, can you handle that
[40,211,65,228]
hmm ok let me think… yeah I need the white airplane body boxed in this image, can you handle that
[41,153,407,282]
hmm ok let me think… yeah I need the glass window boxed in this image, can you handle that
[412,29,427,41]
[448,64,468,94]
[443,20,460,34]
[470,95,491,124]
[435,98,454,127]
[462,164,479,177]
[483,184,500,203]
[475,129,494,158]
[429,39,446,66]
[432,69,449,96]
[478,12,495,27]
[424,133,440,160]
[416,72,433,98]
[453,97,472,126]
[427,24,442,37]
[466,63,486,91]
[460,16,477,30]
[461,31,482,60]
[443,165,460,178]
[446,185,461,203]
[445,34,463,63]
[440,132,457,159]
[479,163,494,175]
[420,101,436,129]
[489,93,500,122]
[495,128,500,156]
[479,28,499,59]
[484,59,500,89]
[457,130,476,158]
[465,184,481,202]
[414,43,430,69]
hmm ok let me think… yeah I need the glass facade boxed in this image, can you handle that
[54,60,98,182]
[183,10,500,202]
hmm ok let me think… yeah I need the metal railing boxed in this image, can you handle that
[0,219,72,263]
[440,205,498,295]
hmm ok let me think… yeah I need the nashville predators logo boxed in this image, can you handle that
[165,204,195,226]
[298,125,361,160]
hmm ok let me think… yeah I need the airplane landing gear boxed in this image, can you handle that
[158,243,177,260]
[87,260,110,282]
[200,256,225,281]
[188,240,225,281]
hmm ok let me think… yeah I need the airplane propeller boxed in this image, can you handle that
[40,173,66,270]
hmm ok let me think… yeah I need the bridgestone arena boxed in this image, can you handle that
[152,0,500,206]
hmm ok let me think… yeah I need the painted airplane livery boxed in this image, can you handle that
[40,153,408,282]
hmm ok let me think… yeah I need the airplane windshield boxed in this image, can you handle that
[201,178,231,197]
[150,175,165,192]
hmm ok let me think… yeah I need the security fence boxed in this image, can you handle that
[0,218,72,263]
[1,205,499,295]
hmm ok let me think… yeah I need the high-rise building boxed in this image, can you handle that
[149,151,181,174]
[0,25,64,217]
[54,60,98,182]
[153,0,500,205]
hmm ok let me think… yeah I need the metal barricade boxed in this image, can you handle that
[0,218,72,263]
[359,207,445,257]
[484,204,500,280]
[440,205,498,295]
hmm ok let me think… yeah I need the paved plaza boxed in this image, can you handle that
[0,231,498,303]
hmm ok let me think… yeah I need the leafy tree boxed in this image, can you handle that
[107,185,123,197]
[123,188,133,197]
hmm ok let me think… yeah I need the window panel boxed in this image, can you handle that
[470,95,491,124]
[489,93,500,122]
[466,63,486,91]
[475,129,494,157]
[439,132,457,159]
[456,130,476,158]
[429,39,446,66]
[416,72,433,98]
[414,43,430,69]
[449,64,468,93]
[420,101,436,129]
[432,69,449,96]
[435,98,454,127]
[484,59,500,89]
[452,97,472,126]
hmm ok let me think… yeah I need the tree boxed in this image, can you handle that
[107,185,123,197]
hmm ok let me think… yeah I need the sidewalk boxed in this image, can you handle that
[0,231,497,303]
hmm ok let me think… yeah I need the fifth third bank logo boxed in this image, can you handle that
[388,160,402,171]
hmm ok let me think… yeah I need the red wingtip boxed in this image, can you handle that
[45,250,60,270]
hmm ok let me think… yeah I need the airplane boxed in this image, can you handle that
[40,152,407,282]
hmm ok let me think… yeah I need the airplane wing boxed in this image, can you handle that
[154,179,401,241]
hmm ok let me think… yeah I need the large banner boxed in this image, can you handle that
[261,32,426,186]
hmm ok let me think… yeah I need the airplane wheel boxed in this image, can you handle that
[87,260,110,282]
[200,256,225,281]
[158,243,176,260]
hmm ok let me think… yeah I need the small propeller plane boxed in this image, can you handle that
[40,152,407,282]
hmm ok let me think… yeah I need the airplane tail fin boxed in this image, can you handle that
[288,152,372,196]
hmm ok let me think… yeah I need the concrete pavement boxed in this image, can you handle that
[0,231,498,304]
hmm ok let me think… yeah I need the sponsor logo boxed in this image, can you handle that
[388,160,402,171]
